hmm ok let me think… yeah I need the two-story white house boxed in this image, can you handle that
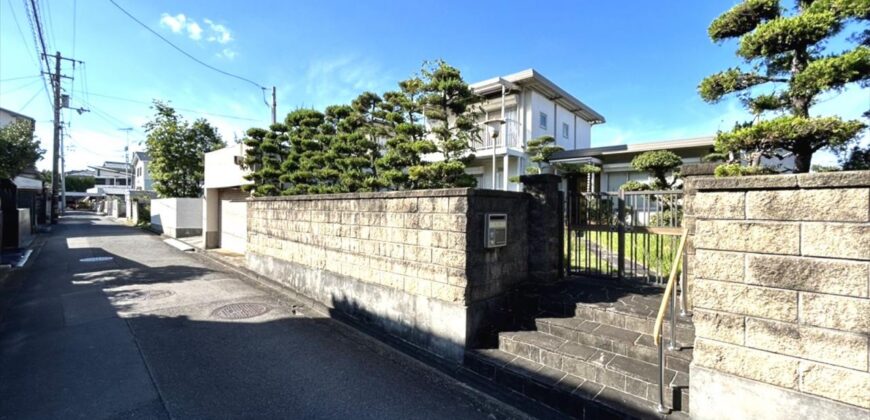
[467,69,606,192]
[85,161,132,196]
[131,151,154,191]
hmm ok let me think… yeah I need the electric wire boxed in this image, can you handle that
[0,74,42,82]
[107,0,267,92]
[71,90,263,122]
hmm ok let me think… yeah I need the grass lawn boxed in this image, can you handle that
[565,230,680,282]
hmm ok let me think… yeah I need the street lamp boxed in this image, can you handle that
[482,118,505,189]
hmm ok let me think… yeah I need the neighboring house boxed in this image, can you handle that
[0,107,35,128]
[466,69,606,191]
[202,143,252,254]
[131,151,154,191]
[85,161,132,196]
[1,107,44,249]
[550,136,716,192]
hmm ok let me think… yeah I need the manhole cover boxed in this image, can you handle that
[212,303,271,320]
[80,256,114,263]
[113,289,175,302]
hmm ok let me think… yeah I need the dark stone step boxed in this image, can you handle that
[535,318,693,367]
[498,331,688,412]
[465,348,689,419]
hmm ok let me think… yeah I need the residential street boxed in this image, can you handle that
[0,212,514,419]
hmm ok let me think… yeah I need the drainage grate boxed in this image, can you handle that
[80,256,114,263]
[211,303,271,320]
[113,289,175,302]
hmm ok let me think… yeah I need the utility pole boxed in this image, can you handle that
[50,51,61,224]
[44,51,87,222]
[119,128,133,189]
[271,86,277,125]
[60,126,66,215]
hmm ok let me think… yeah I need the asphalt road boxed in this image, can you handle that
[0,212,520,419]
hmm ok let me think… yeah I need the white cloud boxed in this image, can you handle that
[301,56,393,109]
[159,13,234,45]
[186,22,203,40]
[217,49,236,60]
[159,13,186,33]
[203,19,233,44]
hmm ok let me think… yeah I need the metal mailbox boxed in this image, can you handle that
[485,213,507,248]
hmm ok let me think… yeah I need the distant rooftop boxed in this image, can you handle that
[0,107,36,124]
[550,136,715,163]
[470,69,606,124]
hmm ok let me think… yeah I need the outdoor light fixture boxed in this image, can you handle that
[482,118,505,189]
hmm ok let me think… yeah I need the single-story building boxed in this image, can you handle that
[202,143,252,254]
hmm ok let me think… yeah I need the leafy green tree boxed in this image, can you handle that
[0,119,43,179]
[700,0,869,172]
[841,144,870,170]
[409,61,479,188]
[631,150,682,189]
[143,101,225,197]
[65,175,95,192]
[377,78,436,189]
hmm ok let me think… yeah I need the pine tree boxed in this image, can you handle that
[280,109,326,195]
[700,0,869,172]
[241,123,286,197]
[377,77,436,189]
[409,60,480,188]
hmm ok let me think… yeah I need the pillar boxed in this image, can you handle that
[519,173,563,282]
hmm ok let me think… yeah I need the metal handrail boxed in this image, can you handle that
[652,229,688,414]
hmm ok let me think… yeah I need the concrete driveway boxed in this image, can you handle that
[0,212,519,419]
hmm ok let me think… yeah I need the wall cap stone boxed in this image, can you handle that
[692,171,869,191]
[248,188,528,202]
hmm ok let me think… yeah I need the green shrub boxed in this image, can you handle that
[714,163,774,177]
[619,180,651,191]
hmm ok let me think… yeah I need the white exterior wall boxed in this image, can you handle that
[204,144,252,189]
[529,90,552,140]
[151,198,202,238]
[527,90,591,150]
[575,119,592,150]
[134,160,152,190]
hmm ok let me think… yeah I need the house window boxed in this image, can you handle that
[539,112,547,129]
[562,123,569,139]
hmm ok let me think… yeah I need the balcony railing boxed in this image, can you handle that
[474,119,522,150]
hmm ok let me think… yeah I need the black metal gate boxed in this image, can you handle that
[565,190,683,284]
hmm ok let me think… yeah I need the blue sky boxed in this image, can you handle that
[1,0,867,171]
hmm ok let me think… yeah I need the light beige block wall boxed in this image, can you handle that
[247,189,472,305]
[687,171,870,415]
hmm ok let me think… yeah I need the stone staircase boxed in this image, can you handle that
[464,277,693,419]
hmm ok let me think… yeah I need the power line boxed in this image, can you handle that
[0,74,42,82]
[71,89,264,122]
[107,0,267,91]
[18,85,44,110]
[1,77,42,94]
[5,0,40,69]
[21,0,52,108]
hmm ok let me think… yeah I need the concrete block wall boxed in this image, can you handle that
[685,171,870,419]
[246,188,531,360]
[151,198,203,238]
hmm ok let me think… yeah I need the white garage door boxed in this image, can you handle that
[219,189,247,254]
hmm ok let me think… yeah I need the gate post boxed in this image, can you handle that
[617,190,626,280]
[520,174,563,283]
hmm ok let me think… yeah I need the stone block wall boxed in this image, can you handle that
[686,171,870,419]
[246,188,532,360]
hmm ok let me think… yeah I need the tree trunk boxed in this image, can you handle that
[793,142,813,173]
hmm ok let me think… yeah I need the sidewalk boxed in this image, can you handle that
[0,212,523,419]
